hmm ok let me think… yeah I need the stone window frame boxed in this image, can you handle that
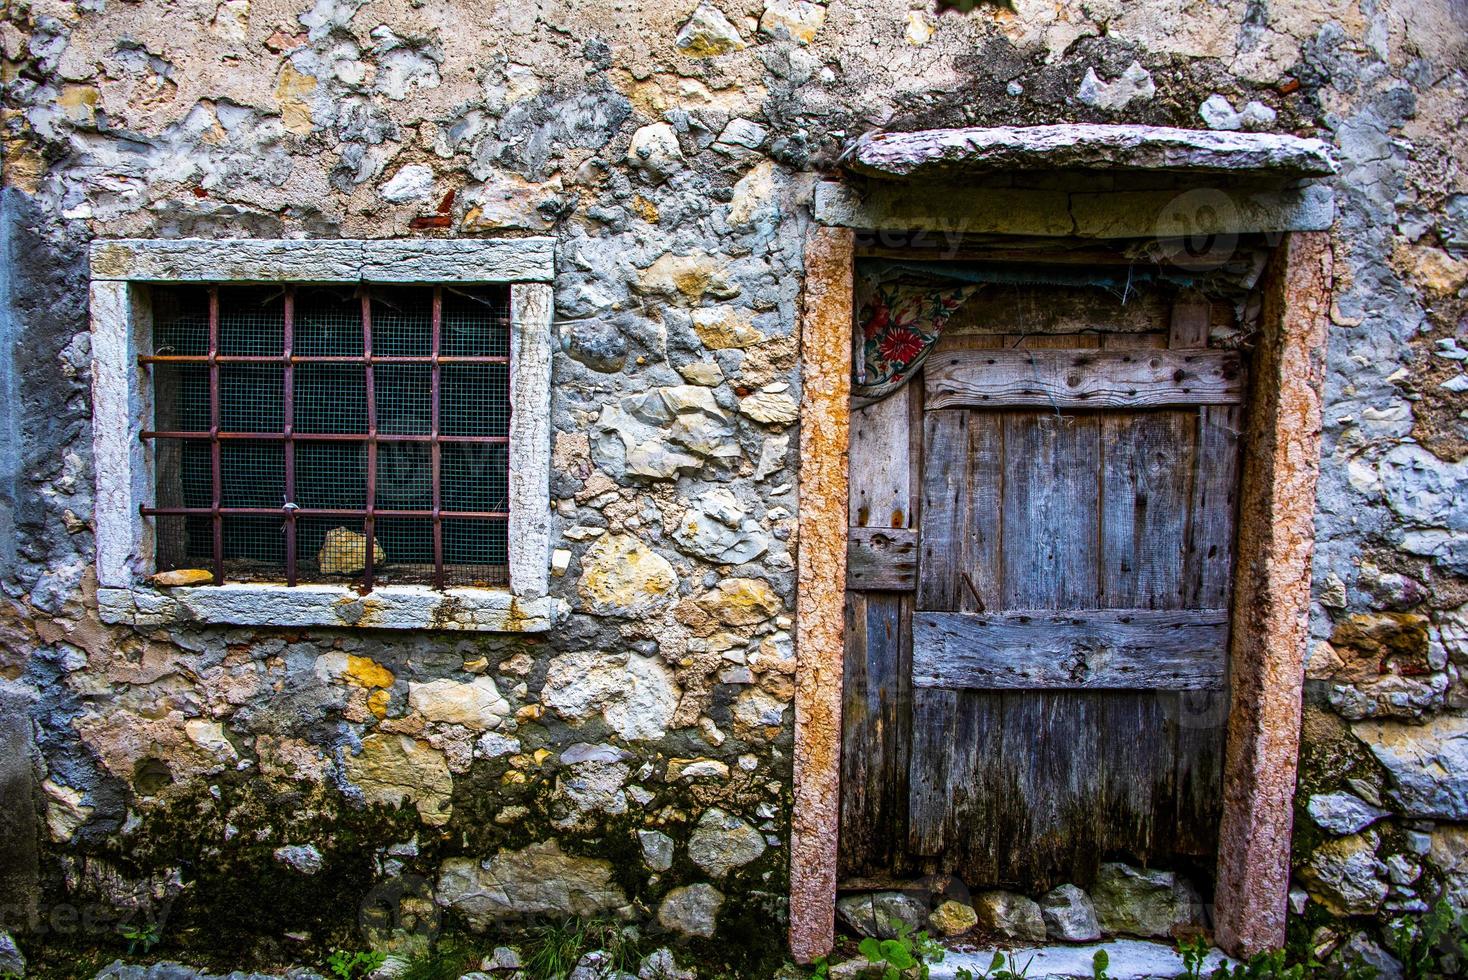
[88,238,563,633]
[791,225,1333,961]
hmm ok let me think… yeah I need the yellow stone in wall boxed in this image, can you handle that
[274,64,317,136]
[345,655,395,689]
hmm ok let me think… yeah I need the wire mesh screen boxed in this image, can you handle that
[146,283,513,589]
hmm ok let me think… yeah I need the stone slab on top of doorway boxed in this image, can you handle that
[840,124,1337,181]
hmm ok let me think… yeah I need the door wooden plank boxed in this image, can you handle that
[1099,411,1196,609]
[1185,405,1243,608]
[925,348,1244,410]
[918,410,1003,612]
[1000,411,1100,610]
[917,410,969,611]
[906,687,957,856]
[847,527,917,591]
[850,385,914,528]
[912,609,1230,690]
[1169,293,1211,349]
[1172,688,1228,856]
[839,592,913,877]
[943,284,1169,337]
[928,691,1184,891]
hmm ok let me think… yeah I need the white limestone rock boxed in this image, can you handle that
[1200,94,1280,132]
[1077,62,1156,111]
[577,534,678,617]
[657,883,724,938]
[687,807,766,878]
[627,123,685,183]
[1040,883,1101,942]
[541,650,679,742]
[550,757,630,831]
[380,164,435,203]
[758,0,826,45]
[1352,714,1468,819]
[408,676,510,731]
[436,840,629,928]
[673,488,769,564]
[1307,791,1390,835]
[738,387,799,426]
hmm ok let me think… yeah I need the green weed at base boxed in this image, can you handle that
[324,949,385,980]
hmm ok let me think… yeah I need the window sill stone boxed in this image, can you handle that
[97,583,567,632]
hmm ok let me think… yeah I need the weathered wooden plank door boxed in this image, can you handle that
[840,288,1243,893]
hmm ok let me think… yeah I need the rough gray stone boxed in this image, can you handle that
[1333,933,1403,980]
[672,488,769,564]
[1298,833,1389,916]
[1077,62,1156,111]
[592,386,740,481]
[1352,715,1468,819]
[638,948,694,980]
[836,891,928,939]
[1090,863,1203,938]
[272,844,324,875]
[639,829,674,872]
[657,883,723,938]
[687,807,766,878]
[436,840,629,928]
[562,319,628,373]
[841,124,1337,181]
[1307,791,1390,835]
[673,3,746,56]
[0,932,23,977]
[973,890,1047,943]
[627,124,685,183]
[481,947,522,971]
[1039,884,1101,942]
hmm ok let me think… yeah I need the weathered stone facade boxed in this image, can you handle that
[0,0,1464,973]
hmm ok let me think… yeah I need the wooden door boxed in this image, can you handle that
[840,290,1244,894]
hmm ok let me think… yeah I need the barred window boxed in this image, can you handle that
[144,283,512,589]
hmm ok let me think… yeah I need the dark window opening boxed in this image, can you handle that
[145,283,512,589]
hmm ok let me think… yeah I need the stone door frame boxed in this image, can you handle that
[791,225,1333,961]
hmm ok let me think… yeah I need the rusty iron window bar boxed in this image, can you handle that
[141,282,512,591]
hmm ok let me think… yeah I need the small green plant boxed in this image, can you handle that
[1091,948,1110,980]
[1178,935,1211,980]
[952,951,1033,980]
[325,949,387,980]
[118,920,161,956]
[1390,897,1468,980]
[854,917,946,979]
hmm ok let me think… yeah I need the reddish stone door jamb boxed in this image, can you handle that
[792,225,854,964]
[790,228,1332,962]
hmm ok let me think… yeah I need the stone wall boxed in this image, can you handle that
[0,0,1465,970]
